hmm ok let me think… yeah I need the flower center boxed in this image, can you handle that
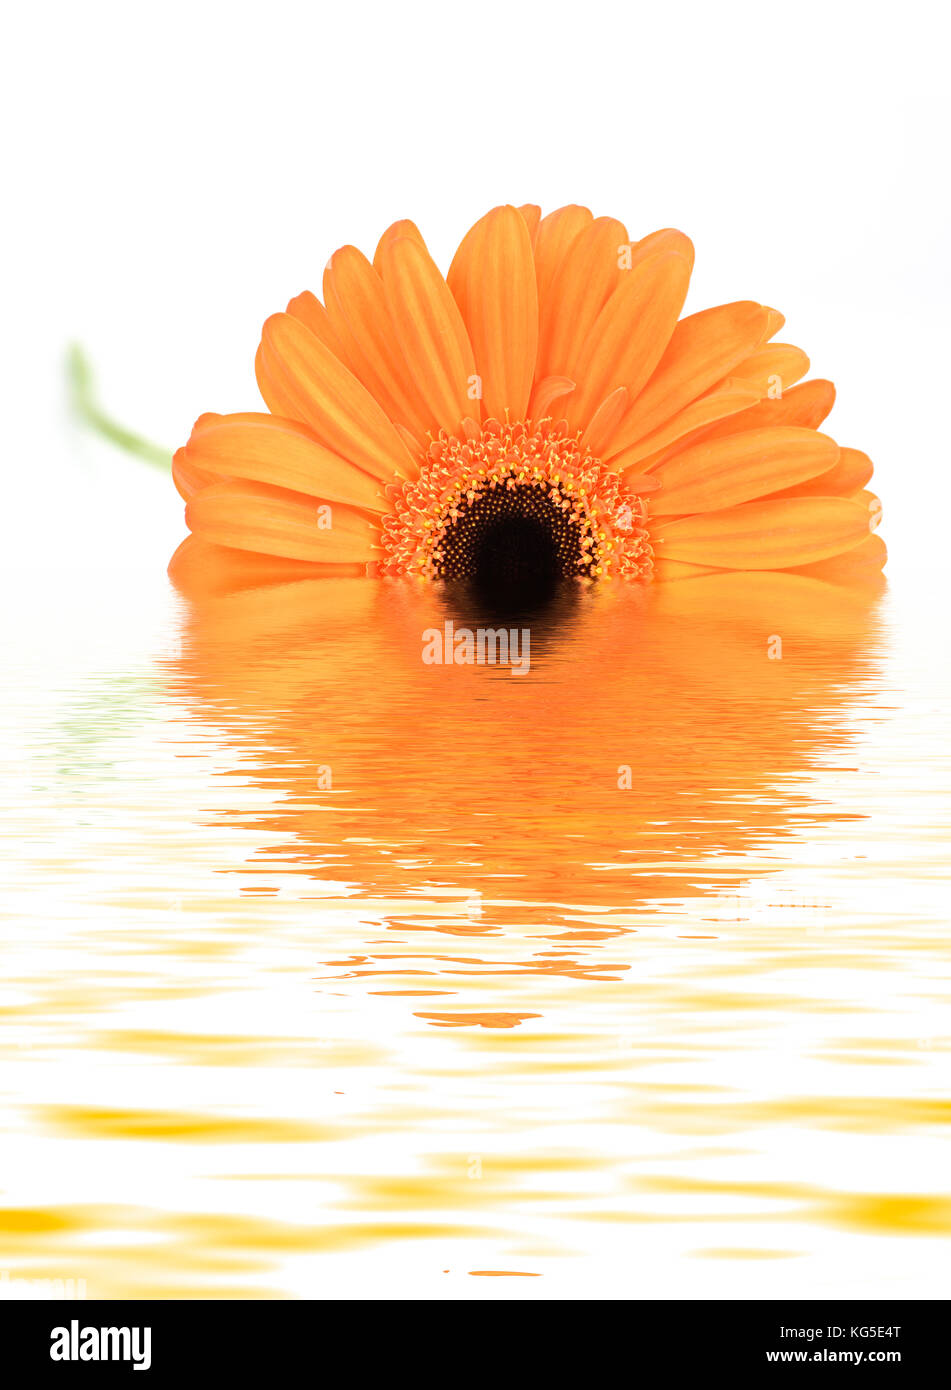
[379,419,653,584]
[440,476,589,581]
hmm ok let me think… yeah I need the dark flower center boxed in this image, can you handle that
[378,420,654,583]
[438,480,591,591]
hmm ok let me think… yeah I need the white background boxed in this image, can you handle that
[3,0,949,576]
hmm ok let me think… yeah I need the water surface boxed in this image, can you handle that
[1,560,949,1298]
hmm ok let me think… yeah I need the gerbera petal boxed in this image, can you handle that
[614,378,763,475]
[767,447,873,500]
[184,413,386,512]
[286,291,351,364]
[186,478,378,563]
[529,375,575,420]
[701,378,836,440]
[855,489,883,530]
[447,205,538,421]
[650,426,839,515]
[580,387,629,455]
[536,215,629,381]
[607,301,771,455]
[652,558,722,582]
[517,203,542,244]
[763,307,786,340]
[172,446,219,502]
[322,244,431,443]
[731,342,810,395]
[532,204,593,318]
[256,312,416,482]
[372,218,426,271]
[627,227,695,274]
[377,234,477,437]
[789,532,887,582]
[167,534,366,597]
[566,248,692,430]
[649,568,882,621]
[652,496,870,568]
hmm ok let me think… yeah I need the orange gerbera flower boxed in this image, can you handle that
[171,204,885,589]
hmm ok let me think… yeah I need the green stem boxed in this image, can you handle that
[67,344,172,469]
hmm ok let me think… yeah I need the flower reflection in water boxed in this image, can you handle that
[168,556,886,979]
